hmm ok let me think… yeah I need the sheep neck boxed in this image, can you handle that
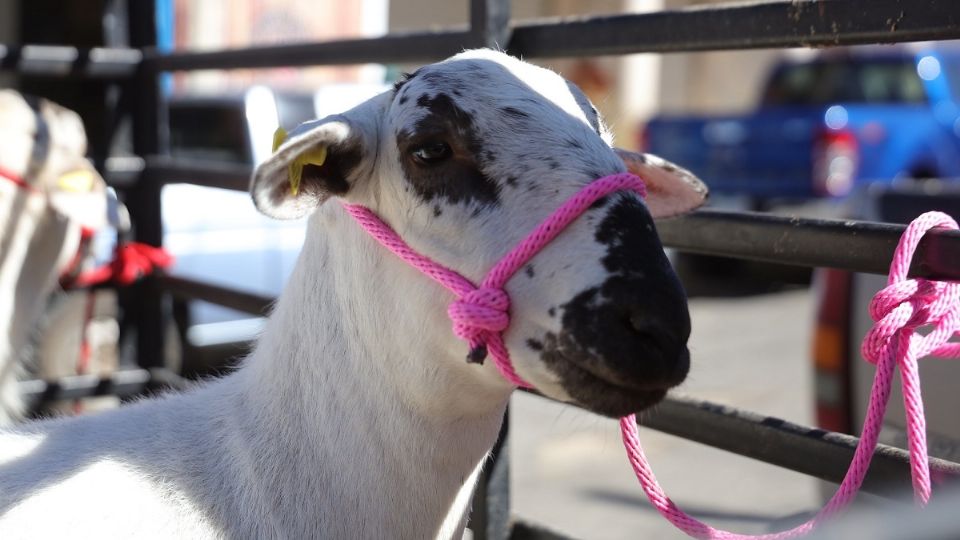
[237,205,512,538]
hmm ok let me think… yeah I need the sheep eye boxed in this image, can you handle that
[411,141,451,165]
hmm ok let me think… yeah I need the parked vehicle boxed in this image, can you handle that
[643,45,960,208]
[812,183,960,462]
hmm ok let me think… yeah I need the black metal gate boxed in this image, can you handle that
[5,1,960,538]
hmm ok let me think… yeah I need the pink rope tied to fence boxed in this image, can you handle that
[344,166,959,538]
[620,210,960,539]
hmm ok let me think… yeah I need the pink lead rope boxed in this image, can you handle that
[342,172,960,538]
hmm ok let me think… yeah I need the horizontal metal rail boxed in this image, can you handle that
[113,200,959,323]
[19,368,189,406]
[4,0,935,74]
[510,520,576,540]
[143,157,252,191]
[150,29,476,71]
[657,210,960,281]
[0,44,140,77]
[509,0,960,58]
[637,395,960,499]
[127,159,960,286]
[163,275,273,316]
[105,157,251,191]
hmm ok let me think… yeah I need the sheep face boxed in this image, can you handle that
[0,91,109,232]
[252,50,707,418]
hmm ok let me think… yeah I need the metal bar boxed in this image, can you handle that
[471,6,512,533]
[150,30,474,72]
[125,0,167,372]
[136,0,960,73]
[510,520,579,540]
[471,0,512,50]
[104,156,146,189]
[162,276,274,316]
[97,0,134,176]
[637,395,960,499]
[656,210,960,281]
[471,410,512,540]
[0,44,140,77]
[134,164,960,282]
[508,0,960,57]
[19,368,189,406]
[144,157,252,191]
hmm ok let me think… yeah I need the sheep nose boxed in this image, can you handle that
[627,310,691,388]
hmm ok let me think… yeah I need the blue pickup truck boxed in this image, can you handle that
[643,46,960,206]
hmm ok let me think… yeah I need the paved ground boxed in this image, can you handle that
[509,288,819,539]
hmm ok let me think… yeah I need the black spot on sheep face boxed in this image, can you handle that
[394,93,500,207]
[538,196,691,417]
[385,54,618,219]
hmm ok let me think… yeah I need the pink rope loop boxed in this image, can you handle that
[620,211,960,538]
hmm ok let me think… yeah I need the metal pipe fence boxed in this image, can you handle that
[5,1,960,538]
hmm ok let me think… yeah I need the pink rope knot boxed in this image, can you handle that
[862,212,960,367]
[617,211,960,538]
[862,279,960,365]
[448,287,510,363]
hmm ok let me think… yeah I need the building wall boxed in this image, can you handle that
[387,0,783,148]
[655,0,782,114]
[388,0,660,147]
[173,0,381,93]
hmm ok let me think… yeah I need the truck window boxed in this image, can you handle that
[762,59,926,106]
[946,61,960,101]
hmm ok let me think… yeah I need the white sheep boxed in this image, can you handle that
[0,91,109,424]
[0,50,706,538]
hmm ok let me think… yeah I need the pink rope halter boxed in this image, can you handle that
[342,172,646,387]
[344,168,959,538]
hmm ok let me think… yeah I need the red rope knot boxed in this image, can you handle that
[447,287,510,364]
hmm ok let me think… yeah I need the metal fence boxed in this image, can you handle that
[5,1,960,538]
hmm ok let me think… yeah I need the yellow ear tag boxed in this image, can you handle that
[288,146,327,197]
[273,126,327,197]
[272,126,287,152]
[57,169,96,193]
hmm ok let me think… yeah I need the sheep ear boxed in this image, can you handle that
[251,116,362,220]
[614,148,708,219]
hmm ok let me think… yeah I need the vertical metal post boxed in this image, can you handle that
[100,0,128,173]
[471,409,511,540]
[467,3,513,536]
[124,0,167,372]
[470,0,512,50]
